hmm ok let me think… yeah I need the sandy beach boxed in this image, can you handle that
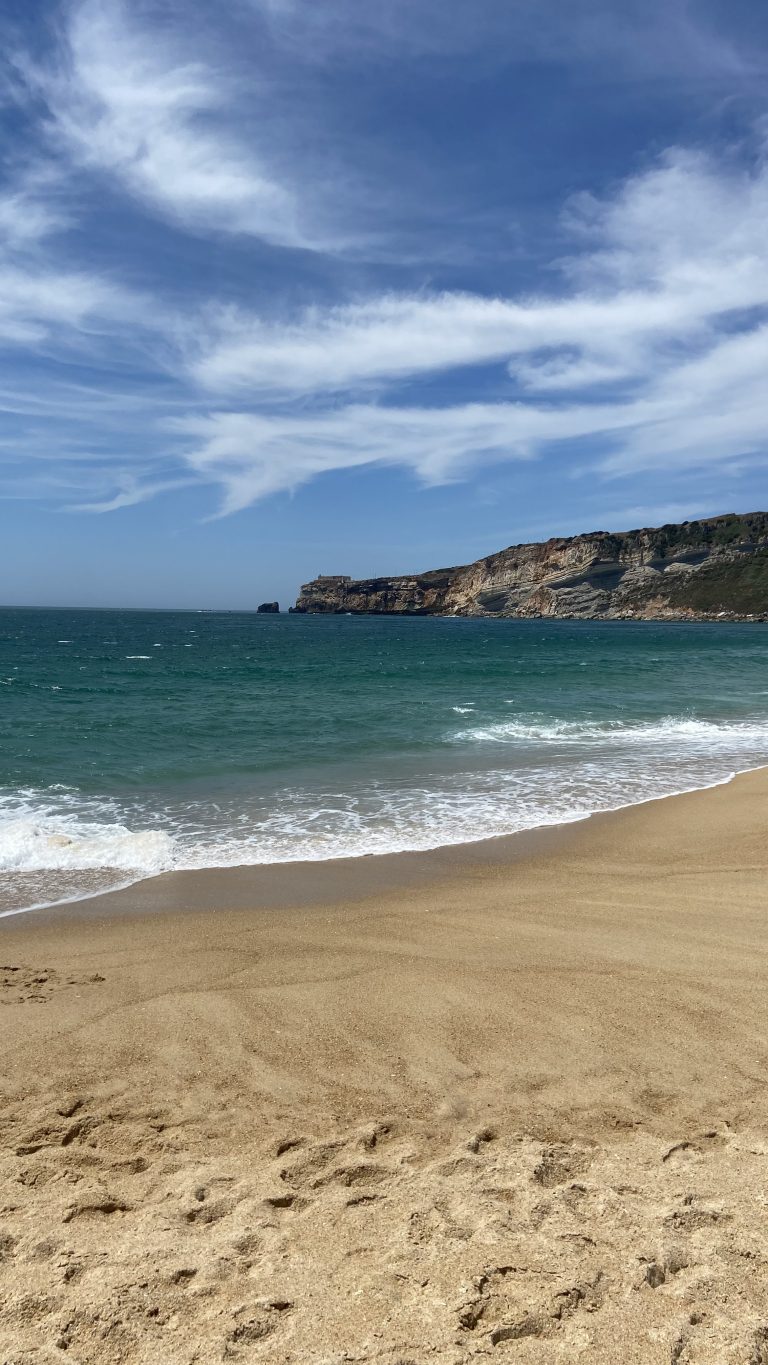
[2,771,768,1364]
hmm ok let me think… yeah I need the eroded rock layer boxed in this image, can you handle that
[292,513,768,620]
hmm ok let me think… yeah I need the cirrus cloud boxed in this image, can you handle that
[23,0,315,247]
[1,0,767,529]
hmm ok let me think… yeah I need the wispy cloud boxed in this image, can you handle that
[0,161,145,347]
[68,474,194,513]
[156,144,768,513]
[191,149,768,396]
[174,316,768,515]
[252,0,763,80]
[0,168,70,248]
[3,136,768,516]
[0,262,139,345]
[173,403,543,515]
[1,0,767,528]
[27,0,313,246]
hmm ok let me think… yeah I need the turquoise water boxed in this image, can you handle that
[2,608,768,913]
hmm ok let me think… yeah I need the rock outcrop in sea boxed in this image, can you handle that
[257,601,280,613]
[292,512,768,620]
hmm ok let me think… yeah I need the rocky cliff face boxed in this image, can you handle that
[292,513,768,620]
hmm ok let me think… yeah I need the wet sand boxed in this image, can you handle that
[2,770,768,1363]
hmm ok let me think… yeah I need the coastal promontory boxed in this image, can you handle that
[292,512,768,621]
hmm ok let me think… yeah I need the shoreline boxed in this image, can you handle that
[4,769,768,1361]
[292,609,768,622]
[5,759,762,925]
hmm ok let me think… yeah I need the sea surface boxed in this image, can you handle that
[2,608,768,915]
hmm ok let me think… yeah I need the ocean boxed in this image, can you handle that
[2,607,768,915]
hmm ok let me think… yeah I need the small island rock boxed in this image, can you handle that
[257,601,280,614]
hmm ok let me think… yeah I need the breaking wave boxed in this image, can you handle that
[3,704,768,916]
[452,714,768,751]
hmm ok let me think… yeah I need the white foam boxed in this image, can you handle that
[125,655,151,660]
[0,808,172,874]
[3,708,768,916]
[453,714,768,751]
[0,758,748,902]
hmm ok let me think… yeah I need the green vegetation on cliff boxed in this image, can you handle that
[293,512,768,620]
[664,549,768,615]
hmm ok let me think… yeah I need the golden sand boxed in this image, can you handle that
[2,770,768,1363]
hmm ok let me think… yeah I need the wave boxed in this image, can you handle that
[453,714,768,750]
[0,775,753,911]
[3,709,768,915]
[0,792,173,875]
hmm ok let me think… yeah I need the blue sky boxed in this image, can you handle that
[1,0,768,608]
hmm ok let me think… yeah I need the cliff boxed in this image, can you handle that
[292,513,768,620]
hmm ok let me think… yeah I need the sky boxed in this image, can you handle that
[1,0,768,608]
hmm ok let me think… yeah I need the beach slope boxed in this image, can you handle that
[2,771,768,1363]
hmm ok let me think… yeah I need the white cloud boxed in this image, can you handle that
[174,140,768,513]
[190,283,720,396]
[562,147,768,288]
[191,149,768,399]
[2,3,768,525]
[0,153,154,352]
[5,137,756,519]
[0,173,69,249]
[172,403,541,515]
[68,474,193,513]
[251,0,761,79]
[35,0,308,246]
[0,263,136,345]
[0,164,146,347]
[174,309,768,514]
[601,324,768,473]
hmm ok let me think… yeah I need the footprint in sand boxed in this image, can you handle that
[168,1267,198,1287]
[315,1161,390,1190]
[640,1247,690,1288]
[466,1126,497,1154]
[277,1138,345,1187]
[663,1198,731,1232]
[62,1198,130,1223]
[231,1232,262,1257]
[223,1299,293,1359]
[662,1131,727,1164]
[533,1144,593,1188]
[1,965,105,1005]
[274,1136,305,1157]
[490,1314,548,1343]
[457,1263,605,1346]
[262,1192,306,1211]
[278,1126,398,1194]
[358,1120,396,1151]
[185,1196,233,1226]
